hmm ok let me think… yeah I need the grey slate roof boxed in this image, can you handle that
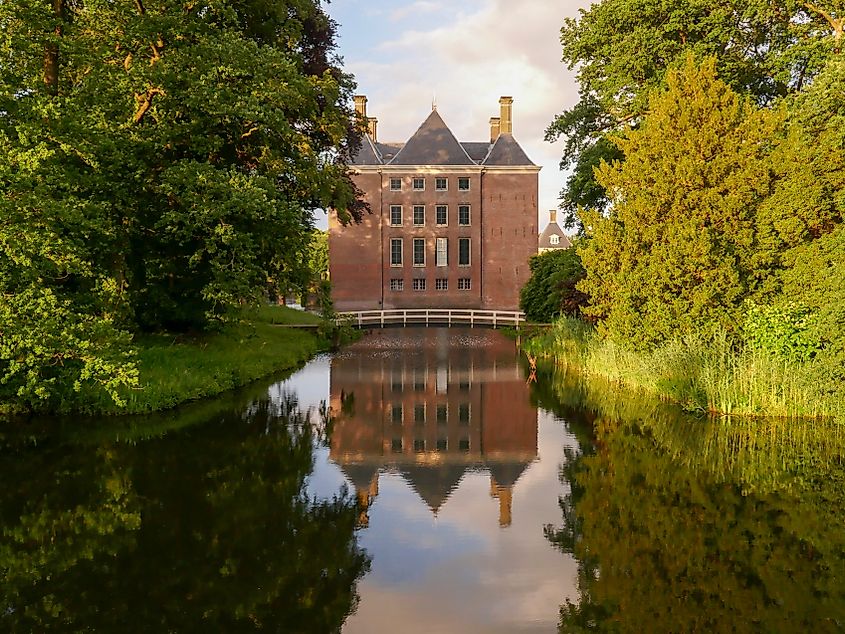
[398,464,468,513]
[389,110,475,165]
[351,135,382,166]
[349,108,535,167]
[461,142,492,164]
[539,221,572,250]
[483,133,535,166]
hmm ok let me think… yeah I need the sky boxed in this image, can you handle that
[319,0,594,232]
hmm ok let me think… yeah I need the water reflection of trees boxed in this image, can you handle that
[0,396,369,632]
[535,366,845,633]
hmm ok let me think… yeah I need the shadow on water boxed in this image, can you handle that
[533,364,845,633]
[0,386,370,633]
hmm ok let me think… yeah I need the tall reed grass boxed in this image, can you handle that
[525,317,843,419]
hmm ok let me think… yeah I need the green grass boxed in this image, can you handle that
[83,306,328,415]
[524,317,844,419]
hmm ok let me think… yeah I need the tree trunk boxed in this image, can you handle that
[43,0,64,95]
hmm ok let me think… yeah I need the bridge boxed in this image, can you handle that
[337,308,526,329]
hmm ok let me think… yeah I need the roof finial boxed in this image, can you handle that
[432,92,437,111]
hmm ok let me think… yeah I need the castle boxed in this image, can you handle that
[329,96,540,311]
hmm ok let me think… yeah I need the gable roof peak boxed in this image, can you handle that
[388,109,474,166]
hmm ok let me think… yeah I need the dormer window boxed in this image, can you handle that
[390,178,402,191]
[550,235,560,245]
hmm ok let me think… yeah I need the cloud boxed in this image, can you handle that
[336,0,593,225]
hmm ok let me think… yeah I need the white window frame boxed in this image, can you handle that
[413,238,425,267]
[390,238,403,267]
[435,237,448,267]
[458,204,470,226]
[389,278,404,291]
[435,278,448,291]
[413,205,425,226]
[412,278,426,291]
[458,237,471,266]
[435,205,448,227]
[389,177,402,191]
[458,177,470,191]
[550,234,560,245]
[435,177,448,191]
[413,177,425,191]
[390,205,403,226]
[458,277,471,290]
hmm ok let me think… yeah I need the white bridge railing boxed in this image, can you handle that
[337,308,526,329]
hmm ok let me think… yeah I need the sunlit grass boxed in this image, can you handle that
[526,317,843,419]
[82,307,327,415]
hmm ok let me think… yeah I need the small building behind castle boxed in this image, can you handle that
[538,209,572,253]
[329,96,540,312]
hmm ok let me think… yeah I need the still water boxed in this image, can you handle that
[2,328,844,632]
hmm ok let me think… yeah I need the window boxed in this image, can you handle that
[459,438,470,452]
[458,177,470,191]
[459,403,470,425]
[459,379,470,391]
[391,377,403,393]
[413,205,425,226]
[391,438,403,452]
[458,277,471,290]
[390,205,402,226]
[436,438,448,451]
[413,177,425,191]
[414,403,426,425]
[458,238,470,266]
[390,177,402,191]
[413,278,426,291]
[435,177,447,191]
[436,366,447,394]
[435,238,448,267]
[435,205,448,226]
[435,278,448,291]
[414,438,426,452]
[390,238,403,266]
[392,404,403,424]
[458,205,470,226]
[413,238,425,266]
[550,234,560,245]
[389,278,404,291]
[437,404,448,424]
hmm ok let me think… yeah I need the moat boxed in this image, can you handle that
[2,328,844,632]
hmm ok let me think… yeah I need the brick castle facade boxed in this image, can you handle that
[329,96,540,311]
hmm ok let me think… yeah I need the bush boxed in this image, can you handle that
[520,248,588,323]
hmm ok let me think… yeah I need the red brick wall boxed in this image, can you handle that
[480,172,538,310]
[329,172,383,311]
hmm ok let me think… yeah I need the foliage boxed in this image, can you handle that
[519,248,587,323]
[579,57,782,348]
[742,301,821,362]
[548,0,841,218]
[0,0,364,411]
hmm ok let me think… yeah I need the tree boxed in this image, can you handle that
[578,57,781,348]
[0,0,365,410]
[519,248,588,323]
[548,0,842,226]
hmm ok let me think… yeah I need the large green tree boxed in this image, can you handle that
[549,0,843,226]
[578,57,781,348]
[0,0,364,410]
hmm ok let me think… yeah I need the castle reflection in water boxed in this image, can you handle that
[328,328,538,528]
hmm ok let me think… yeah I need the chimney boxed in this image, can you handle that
[353,95,368,120]
[550,210,557,223]
[367,117,378,142]
[499,96,513,135]
[489,116,501,143]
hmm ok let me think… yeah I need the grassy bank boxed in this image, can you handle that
[85,306,328,415]
[524,317,843,419]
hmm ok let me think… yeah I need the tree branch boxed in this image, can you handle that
[133,88,165,124]
[804,2,844,40]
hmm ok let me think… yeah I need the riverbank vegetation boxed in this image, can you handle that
[0,1,363,415]
[528,3,845,417]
